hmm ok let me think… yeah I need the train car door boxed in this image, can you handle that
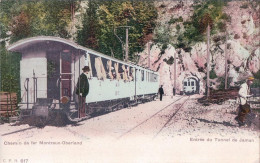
[47,51,60,100]
[60,51,72,100]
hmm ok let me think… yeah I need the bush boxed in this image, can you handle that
[210,69,217,79]
[251,79,260,88]
[253,70,260,79]
[217,77,232,90]
[234,34,240,39]
[163,56,174,65]
[176,24,181,31]
[213,35,225,43]
[221,13,231,22]
[240,3,248,9]
[217,21,226,32]
[168,16,183,25]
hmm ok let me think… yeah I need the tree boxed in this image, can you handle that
[0,0,78,43]
[77,0,158,61]
[77,0,100,50]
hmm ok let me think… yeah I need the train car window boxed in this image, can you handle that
[107,60,113,79]
[150,73,154,82]
[184,82,187,86]
[136,69,139,81]
[84,53,93,77]
[111,61,117,79]
[118,63,123,80]
[101,57,110,80]
[153,74,157,82]
[126,66,130,81]
[191,81,194,86]
[89,53,97,77]
[102,58,109,73]
[129,67,135,81]
[95,57,106,80]
[188,82,190,86]
[121,65,128,81]
[129,67,134,81]
[141,70,144,81]
[113,62,121,80]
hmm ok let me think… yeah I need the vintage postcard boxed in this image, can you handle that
[0,0,259,162]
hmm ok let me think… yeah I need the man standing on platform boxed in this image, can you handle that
[158,85,164,101]
[76,66,90,118]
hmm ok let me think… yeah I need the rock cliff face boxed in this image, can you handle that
[138,1,260,95]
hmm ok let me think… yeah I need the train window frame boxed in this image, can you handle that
[129,67,134,81]
[118,63,124,80]
[106,60,114,80]
[94,57,107,80]
[89,53,97,77]
[141,70,144,81]
[110,61,117,80]
[122,64,129,82]
[102,57,109,73]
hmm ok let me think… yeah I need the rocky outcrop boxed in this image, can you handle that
[138,1,260,95]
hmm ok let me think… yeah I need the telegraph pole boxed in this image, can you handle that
[224,32,228,90]
[125,27,129,62]
[206,24,210,98]
[174,51,177,96]
[148,41,152,68]
[114,26,131,62]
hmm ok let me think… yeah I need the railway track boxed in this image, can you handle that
[117,96,190,139]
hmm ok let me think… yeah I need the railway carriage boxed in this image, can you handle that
[7,36,159,121]
[183,76,200,95]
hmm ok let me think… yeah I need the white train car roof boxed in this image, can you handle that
[7,36,158,74]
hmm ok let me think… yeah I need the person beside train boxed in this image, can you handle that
[76,66,90,118]
[237,76,254,126]
[158,85,164,101]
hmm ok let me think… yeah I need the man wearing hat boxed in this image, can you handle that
[76,66,90,118]
[237,76,254,126]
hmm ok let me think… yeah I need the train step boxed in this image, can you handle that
[66,114,91,123]
[9,116,19,123]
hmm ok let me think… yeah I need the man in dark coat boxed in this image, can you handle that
[76,66,90,118]
[158,85,164,101]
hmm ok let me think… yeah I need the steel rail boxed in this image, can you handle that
[117,96,185,139]
[153,96,190,139]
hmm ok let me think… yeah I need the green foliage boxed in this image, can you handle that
[209,66,217,79]
[253,70,260,80]
[0,42,21,101]
[170,0,229,53]
[240,3,249,9]
[153,24,171,53]
[217,21,226,32]
[181,0,227,45]
[217,77,232,90]
[77,0,158,61]
[0,0,78,43]
[251,79,260,88]
[168,16,183,25]
[163,56,174,65]
[220,13,231,22]
[77,0,100,50]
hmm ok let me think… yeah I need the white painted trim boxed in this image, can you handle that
[8,36,158,75]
